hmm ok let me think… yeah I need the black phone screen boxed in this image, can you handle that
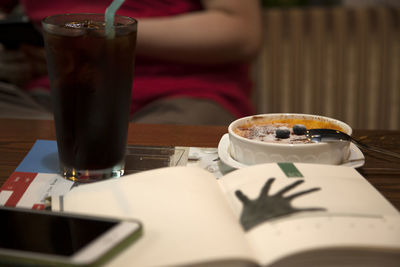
[0,208,118,256]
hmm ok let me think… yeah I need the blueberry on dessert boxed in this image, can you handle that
[293,124,307,135]
[275,127,290,139]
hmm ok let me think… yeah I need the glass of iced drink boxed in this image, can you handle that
[42,14,137,182]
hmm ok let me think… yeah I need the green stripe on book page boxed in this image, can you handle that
[277,162,303,178]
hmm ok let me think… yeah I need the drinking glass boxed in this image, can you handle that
[42,13,137,182]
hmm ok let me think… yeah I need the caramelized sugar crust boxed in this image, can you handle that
[234,118,344,144]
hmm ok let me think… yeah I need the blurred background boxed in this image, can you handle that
[1,0,399,129]
[254,0,399,130]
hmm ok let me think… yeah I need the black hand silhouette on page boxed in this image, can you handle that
[235,178,326,231]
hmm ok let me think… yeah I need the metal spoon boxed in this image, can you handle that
[306,129,400,160]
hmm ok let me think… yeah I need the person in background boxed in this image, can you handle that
[0,0,262,125]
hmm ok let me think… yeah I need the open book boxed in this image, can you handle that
[52,163,400,267]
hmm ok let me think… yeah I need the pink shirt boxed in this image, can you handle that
[20,0,255,117]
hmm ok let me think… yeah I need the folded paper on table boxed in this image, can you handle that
[52,163,400,267]
[0,140,73,209]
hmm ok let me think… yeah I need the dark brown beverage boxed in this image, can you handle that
[42,14,137,182]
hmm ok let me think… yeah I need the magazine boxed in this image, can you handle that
[0,140,224,209]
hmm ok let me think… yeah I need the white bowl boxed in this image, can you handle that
[228,113,352,165]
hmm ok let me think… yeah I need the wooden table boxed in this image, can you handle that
[1,118,399,210]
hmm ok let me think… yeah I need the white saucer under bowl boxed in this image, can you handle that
[218,134,365,170]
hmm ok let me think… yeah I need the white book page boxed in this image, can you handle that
[56,166,255,267]
[219,163,400,265]
[248,215,400,266]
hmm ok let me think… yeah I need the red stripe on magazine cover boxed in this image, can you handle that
[0,172,37,206]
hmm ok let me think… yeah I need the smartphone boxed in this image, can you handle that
[0,206,142,266]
